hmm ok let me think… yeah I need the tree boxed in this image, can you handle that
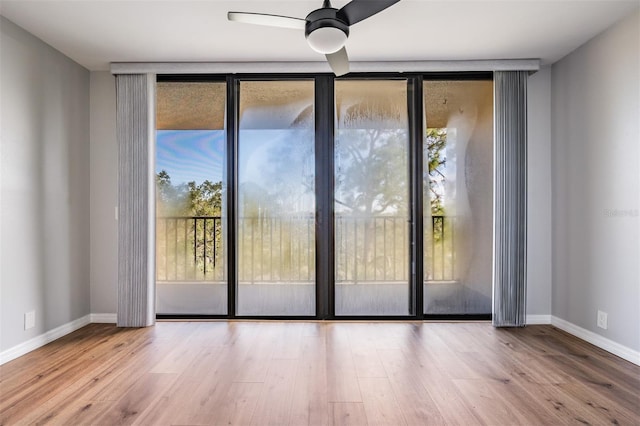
[335,128,408,217]
[156,170,223,217]
[424,128,447,216]
[156,171,224,280]
[187,180,223,217]
[156,170,184,216]
[333,123,409,281]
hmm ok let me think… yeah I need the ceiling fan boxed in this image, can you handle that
[228,0,401,76]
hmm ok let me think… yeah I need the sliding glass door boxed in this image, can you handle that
[236,80,316,316]
[423,79,493,316]
[154,74,494,319]
[334,80,411,316]
[155,81,227,315]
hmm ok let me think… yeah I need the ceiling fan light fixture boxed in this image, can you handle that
[306,25,348,54]
[228,0,402,75]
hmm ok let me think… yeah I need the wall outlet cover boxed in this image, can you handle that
[24,311,36,330]
[597,310,608,330]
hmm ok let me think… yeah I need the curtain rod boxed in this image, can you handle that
[110,59,540,75]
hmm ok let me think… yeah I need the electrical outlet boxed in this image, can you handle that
[24,311,35,330]
[597,310,608,330]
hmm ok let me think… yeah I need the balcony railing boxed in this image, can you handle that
[156,215,455,283]
[156,216,224,282]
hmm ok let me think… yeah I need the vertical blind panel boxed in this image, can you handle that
[117,74,155,327]
[493,71,528,327]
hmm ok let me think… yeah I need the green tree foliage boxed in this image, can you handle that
[187,180,223,216]
[425,128,447,216]
[334,126,447,217]
[156,170,222,217]
[156,171,224,280]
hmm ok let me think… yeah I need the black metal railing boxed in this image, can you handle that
[156,215,455,283]
[334,216,408,283]
[237,215,316,283]
[156,216,225,282]
[426,215,456,281]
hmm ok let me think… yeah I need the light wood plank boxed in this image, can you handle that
[191,354,263,424]
[1,322,639,426]
[289,335,330,426]
[326,325,362,403]
[453,378,532,425]
[330,402,368,426]
[249,358,298,425]
[358,377,407,426]
[212,382,263,426]
[377,348,446,425]
[233,323,282,383]
[95,372,178,425]
[348,324,387,379]
[31,399,113,426]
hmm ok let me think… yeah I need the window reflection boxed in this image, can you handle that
[237,80,316,316]
[334,80,410,316]
[155,82,227,315]
[423,80,493,315]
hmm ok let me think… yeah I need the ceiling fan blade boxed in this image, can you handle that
[326,47,349,76]
[337,0,401,26]
[227,12,306,30]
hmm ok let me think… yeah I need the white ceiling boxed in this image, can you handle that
[1,0,638,71]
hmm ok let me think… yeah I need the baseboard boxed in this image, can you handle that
[551,316,640,366]
[526,314,552,324]
[90,313,117,323]
[0,313,118,366]
[0,315,91,365]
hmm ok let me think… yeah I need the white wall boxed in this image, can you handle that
[526,67,553,317]
[551,11,639,352]
[89,72,118,314]
[0,17,91,351]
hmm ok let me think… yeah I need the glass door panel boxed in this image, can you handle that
[423,80,493,315]
[334,80,411,316]
[237,80,316,316]
[155,82,227,315]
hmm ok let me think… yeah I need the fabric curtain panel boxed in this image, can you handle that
[493,71,528,327]
[116,73,156,327]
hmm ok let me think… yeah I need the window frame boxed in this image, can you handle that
[155,72,493,321]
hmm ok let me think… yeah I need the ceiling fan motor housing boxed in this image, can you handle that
[305,8,350,54]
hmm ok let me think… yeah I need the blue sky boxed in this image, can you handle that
[156,129,300,187]
[156,130,225,185]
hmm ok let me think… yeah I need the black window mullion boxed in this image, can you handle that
[315,75,335,319]
[408,75,424,318]
[226,75,239,318]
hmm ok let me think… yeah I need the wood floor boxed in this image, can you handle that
[1,322,639,426]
